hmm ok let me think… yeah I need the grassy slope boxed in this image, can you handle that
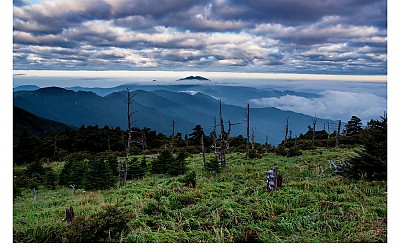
[13,148,387,243]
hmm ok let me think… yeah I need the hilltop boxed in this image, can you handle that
[177,76,210,81]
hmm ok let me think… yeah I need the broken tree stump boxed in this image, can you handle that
[65,206,75,223]
[32,188,37,201]
[264,166,282,191]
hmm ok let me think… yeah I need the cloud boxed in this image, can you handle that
[13,0,387,74]
[249,90,386,123]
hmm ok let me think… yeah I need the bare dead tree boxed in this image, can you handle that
[201,135,206,168]
[335,120,341,148]
[326,122,330,147]
[184,132,189,147]
[227,120,242,154]
[211,115,217,153]
[246,103,250,158]
[170,120,175,153]
[219,99,226,168]
[284,117,289,144]
[141,131,146,151]
[251,128,255,150]
[227,120,232,153]
[312,114,317,141]
[121,88,137,186]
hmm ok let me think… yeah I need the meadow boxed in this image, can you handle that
[13,147,387,243]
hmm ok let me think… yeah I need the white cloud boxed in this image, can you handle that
[249,90,386,123]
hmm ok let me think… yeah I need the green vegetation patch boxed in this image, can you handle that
[13,148,387,243]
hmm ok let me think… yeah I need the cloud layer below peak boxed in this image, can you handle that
[249,90,386,123]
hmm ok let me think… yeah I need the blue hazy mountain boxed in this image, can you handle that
[14,87,331,145]
[59,82,321,107]
[13,85,40,92]
[13,105,73,142]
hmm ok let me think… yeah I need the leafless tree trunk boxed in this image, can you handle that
[251,128,255,150]
[246,103,250,158]
[284,118,289,144]
[227,120,241,154]
[201,134,206,168]
[227,120,232,153]
[212,116,217,153]
[184,132,189,147]
[141,131,146,151]
[170,120,175,153]
[326,122,330,147]
[121,88,136,186]
[219,99,226,168]
[312,114,317,141]
[335,120,341,148]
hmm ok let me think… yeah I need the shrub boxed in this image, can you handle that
[167,150,188,176]
[296,140,316,150]
[287,146,302,157]
[13,182,21,200]
[66,204,131,242]
[128,157,147,179]
[275,144,288,156]
[43,167,58,189]
[82,153,119,190]
[248,149,261,159]
[205,155,221,173]
[59,152,90,187]
[151,150,174,174]
[344,117,387,180]
[179,170,196,188]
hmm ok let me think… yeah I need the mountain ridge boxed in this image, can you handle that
[14,87,332,145]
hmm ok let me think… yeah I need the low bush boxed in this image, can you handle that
[205,155,221,173]
[179,170,196,188]
[65,204,131,242]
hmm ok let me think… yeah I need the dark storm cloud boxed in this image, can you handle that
[214,0,386,27]
[13,0,387,74]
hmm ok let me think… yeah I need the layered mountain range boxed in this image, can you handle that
[13,82,330,145]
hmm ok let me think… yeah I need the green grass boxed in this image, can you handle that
[13,147,387,243]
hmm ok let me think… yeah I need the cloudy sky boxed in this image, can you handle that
[13,0,387,75]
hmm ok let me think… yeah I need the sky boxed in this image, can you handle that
[11,0,389,124]
[12,0,387,75]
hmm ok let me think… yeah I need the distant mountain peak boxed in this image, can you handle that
[177,76,210,81]
[13,85,40,92]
